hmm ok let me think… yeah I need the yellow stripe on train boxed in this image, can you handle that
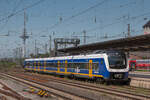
[25,68,103,78]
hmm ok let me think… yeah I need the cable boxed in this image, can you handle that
[12,0,23,13]
[0,0,46,23]
[38,0,136,35]
[48,0,109,30]
[0,0,23,33]
[77,10,150,35]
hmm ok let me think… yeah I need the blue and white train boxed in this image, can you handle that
[24,50,130,84]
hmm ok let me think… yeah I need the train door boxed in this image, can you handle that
[34,61,36,71]
[65,60,67,73]
[38,61,40,71]
[44,61,46,72]
[89,60,93,77]
[57,61,60,72]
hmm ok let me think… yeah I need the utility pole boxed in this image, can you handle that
[20,10,29,58]
[49,35,52,54]
[127,24,130,37]
[83,30,86,44]
[35,40,37,55]
[45,43,48,53]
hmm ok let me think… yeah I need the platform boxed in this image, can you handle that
[129,71,150,79]
[129,71,150,89]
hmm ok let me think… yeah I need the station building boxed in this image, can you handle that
[143,20,150,34]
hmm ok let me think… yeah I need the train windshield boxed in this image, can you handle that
[108,52,127,69]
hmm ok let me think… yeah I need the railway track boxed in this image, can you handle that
[3,72,150,100]
[1,73,91,100]
[25,72,150,95]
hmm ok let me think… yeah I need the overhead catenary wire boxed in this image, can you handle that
[0,0,23,33]
[0,0,46,23]
[38,0,137,35]
[47,0,109,30]
[76,10,150,35]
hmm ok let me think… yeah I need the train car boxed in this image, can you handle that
[129,59,150,71]
[24,50,130,84]
[129,59,136,71]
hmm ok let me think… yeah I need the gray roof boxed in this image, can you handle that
[143,20,150,28]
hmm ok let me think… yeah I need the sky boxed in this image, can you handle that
[0,0,150,58]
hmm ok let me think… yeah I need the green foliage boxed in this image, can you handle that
[30,53,50,58]
[0,61,16,69]
[136,70,150,72]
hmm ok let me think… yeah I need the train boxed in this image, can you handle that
[24,50,130,84]
[129,59,150,71]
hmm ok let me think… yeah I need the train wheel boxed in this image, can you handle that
[105,81,110,85]
[69,74,74,79]
[124,78,131,85]
[96,78,104,84]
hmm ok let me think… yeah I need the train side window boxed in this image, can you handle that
[41,62,44,66]
[28,62,30,66]
[31,62,34,66]
[73,63,88,69]
[39,62,41,66]
[29,62,32,66]
[47,63,50,67]
[46,62,49,67]
[81,63,83,68]
[68,63,73,68]
[72,63,76,68]
[26,62,29,66]
[48,63,56,67]
[60,63,65,68]
[54,63,57,67]
[80,63,87,69]
[101,60,103,64]
[34,62,36,66]
[93,63,99,71]
[74,63,80,68]
[36,62,38,66]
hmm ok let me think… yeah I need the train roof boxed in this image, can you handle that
[25,53,107,61]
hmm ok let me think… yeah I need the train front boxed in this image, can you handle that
[105,51,130,83]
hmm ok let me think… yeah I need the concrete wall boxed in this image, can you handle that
[130,77,150,89]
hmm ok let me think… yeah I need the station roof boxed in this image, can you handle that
[58,34,150,53]
[143,20,150,28]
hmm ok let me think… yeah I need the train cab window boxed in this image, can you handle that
[108,52,127,69]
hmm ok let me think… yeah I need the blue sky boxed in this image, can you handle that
[0,0,150,58]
